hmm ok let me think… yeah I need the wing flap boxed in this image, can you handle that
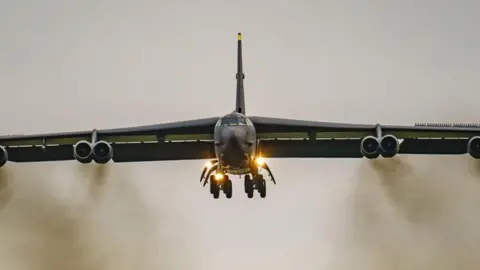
[111,141,215,162]
[6,145,74,162]
[398,138,468,155]
[258,139,363,158]
[257,138,469,158]
[5,141,216,163]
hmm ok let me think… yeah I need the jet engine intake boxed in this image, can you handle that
[468,136,480,159]
[0,146,8,167]
[360,136,380,159]
[379,134,400,158]
[73,140,93,163]
[93,141,113,164]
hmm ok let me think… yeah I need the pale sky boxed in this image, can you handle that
[1,1,480,269]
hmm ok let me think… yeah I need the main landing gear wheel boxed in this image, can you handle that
[210,175,220,199]
[244,175,254,198]
[257,177,266,198]
[224,176,233,199]
[254,175,266,198]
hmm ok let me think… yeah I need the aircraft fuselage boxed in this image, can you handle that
[213,112,256,174]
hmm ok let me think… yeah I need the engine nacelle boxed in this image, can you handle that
[379,134,400,158]
[73,140,93,163]
[468,136,480,159]
[93,141,113,164]
[360,136,380,159]
[0,146,8,167]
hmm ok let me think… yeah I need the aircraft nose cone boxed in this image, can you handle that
[222,127,246,145]
[221,127,249,166]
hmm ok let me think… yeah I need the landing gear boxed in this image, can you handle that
[210,174,232,199]
[244,175,254,198]
[224,178,233,199]
[257,176,266,198]
[244,174,266,199]
[210,175,220,199]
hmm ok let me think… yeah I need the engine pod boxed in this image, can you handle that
[73,140,93,163]
[93,141,113,164]
[468,136,480,159]
[379,134,400,158]
[360,136,380,159]
[0,146,8,167]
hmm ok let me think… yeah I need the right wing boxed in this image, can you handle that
[0,117,220,164]
[249,116,480,158]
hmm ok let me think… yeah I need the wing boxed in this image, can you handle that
[249,116,480,158]
[0,117,219,164]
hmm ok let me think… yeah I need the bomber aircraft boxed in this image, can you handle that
[2,33,480,199]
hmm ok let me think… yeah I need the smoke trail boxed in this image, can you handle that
[0,168,13,211]
[0,163,193,270]
[0,164,91,270]
[328,156,480,270]
[73,163,110,208]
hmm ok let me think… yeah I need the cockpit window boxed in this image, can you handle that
[221,116,247,126]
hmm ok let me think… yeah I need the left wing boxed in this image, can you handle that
[249,116,480,158]
[0,117,219,164]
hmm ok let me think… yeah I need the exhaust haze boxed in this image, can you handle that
[1,0,480,269]
[0,164,194,270]
[327,157,480,270]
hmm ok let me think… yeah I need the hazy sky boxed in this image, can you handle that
[1,1,480,269]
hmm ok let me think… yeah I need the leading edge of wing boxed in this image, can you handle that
[0,116,220,147]
[99,117,219,135]
[249,116,376,139]
[249,116,480,139]
[98,116,220,143]
[249,116,375,129]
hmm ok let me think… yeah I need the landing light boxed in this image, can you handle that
[215,173,224,180]
[205,161,213,168]
[255,157,265,166]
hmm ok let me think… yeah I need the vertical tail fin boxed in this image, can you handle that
[235,32,246,115]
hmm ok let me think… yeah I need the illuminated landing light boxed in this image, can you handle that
[205,161,213,169]
[255,157,265,166]
[215,173,224,181]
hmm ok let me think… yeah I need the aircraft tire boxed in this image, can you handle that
[213,188,220,199]
[245,175,254,198]
[258,179,266,198]
[212,181,220,199]
[209,175,216,194]
[245,179,254,198]
[246,186,254,198]
[244,174,251,193]
[225,180,233,199]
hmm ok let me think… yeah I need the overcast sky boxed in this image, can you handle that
[1,1,480,269]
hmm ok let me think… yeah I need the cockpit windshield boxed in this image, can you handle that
[221,114,247,126]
